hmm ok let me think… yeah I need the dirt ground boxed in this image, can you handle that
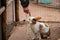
[8,21,60,40]
[8,2,60,40]
[19,2,60,22]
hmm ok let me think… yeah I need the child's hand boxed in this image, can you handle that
[23,7,31,16]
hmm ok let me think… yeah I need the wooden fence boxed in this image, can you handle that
[0,0,19,40]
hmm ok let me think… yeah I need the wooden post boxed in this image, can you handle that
[2,10,7,40]
[15,0,19,22]
[1,0,7,40]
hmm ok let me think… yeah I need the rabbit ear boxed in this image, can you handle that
[35,17,41,21]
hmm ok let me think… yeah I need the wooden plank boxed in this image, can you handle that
[0,7,5,15]
[0,15,2,40]
[1,0,7,40]
[15,0,19,22]
[0,0,1,7]
[7,0,14,7]
[2,10,7,40]
[58,39,60,40]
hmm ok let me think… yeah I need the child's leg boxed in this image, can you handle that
[25,13,31,21]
